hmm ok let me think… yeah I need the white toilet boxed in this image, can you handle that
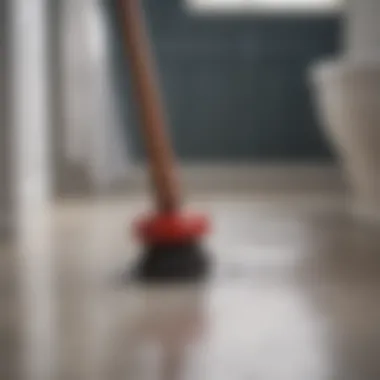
[311,0,380,220]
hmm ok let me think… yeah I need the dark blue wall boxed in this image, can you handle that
[105,0,341,161]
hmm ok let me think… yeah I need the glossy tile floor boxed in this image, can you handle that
[2,192,380,380]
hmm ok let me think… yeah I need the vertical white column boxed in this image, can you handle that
[11,2,55,380]
[11,0,52,213]
[0,1,12,235]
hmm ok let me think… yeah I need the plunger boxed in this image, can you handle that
[117,0,210,282]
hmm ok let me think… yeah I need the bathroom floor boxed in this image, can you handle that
[2,192,380,380]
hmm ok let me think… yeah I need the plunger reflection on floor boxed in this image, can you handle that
[108,286,207,380]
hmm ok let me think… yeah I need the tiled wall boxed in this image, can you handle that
[106,0,341,161]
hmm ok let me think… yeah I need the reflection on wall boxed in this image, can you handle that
[61,0,129,190]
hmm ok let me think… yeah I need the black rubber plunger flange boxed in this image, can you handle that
[131,242,210,283]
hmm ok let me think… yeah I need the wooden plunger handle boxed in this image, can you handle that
[117,0,180,212]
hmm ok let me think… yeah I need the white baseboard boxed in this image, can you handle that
[120,163,345,194]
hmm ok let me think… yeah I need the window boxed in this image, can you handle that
[186,0,341,13]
